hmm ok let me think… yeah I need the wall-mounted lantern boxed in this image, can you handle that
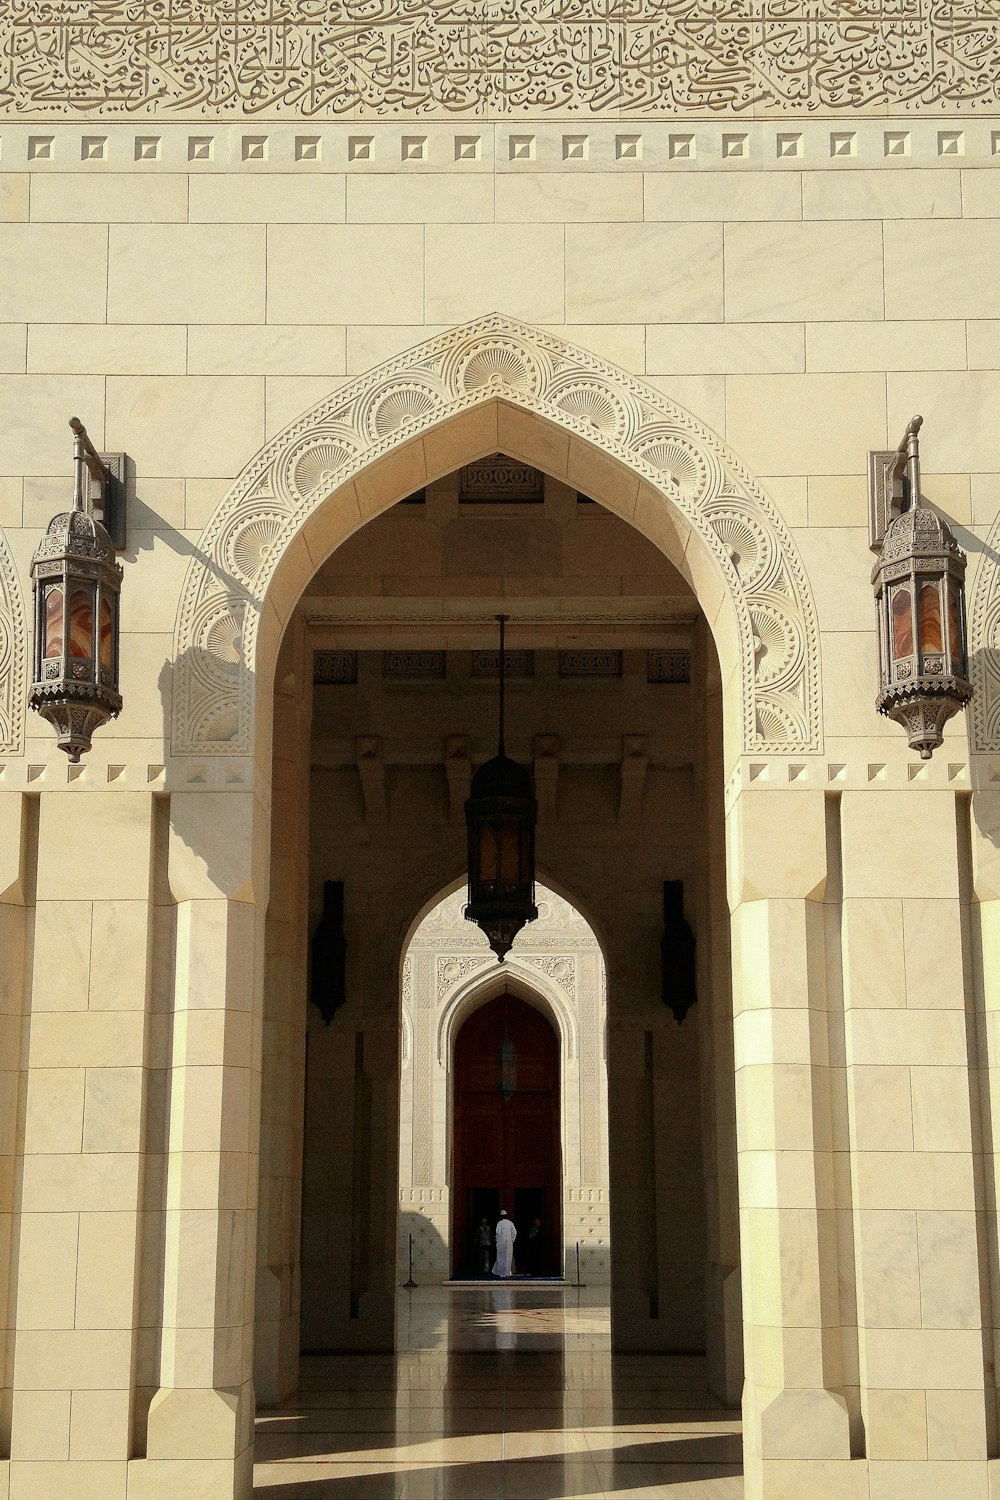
[465,615,538,962]
[310,879,348,1025]
[661,880,697,1024]
[870,416,972,760]
[28,419,124,762]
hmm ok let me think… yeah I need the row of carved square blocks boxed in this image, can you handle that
[5,124,1000,168]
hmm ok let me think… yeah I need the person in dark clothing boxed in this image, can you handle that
[475,1217,492,1274]
[526,1217,542,1275]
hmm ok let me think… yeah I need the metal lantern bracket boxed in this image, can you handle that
[870,413,973,760]
[70,417,128,551]
[28,417,125,762]
[869,414,922,553]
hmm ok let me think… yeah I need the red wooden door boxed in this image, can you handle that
[451,993,561,1277]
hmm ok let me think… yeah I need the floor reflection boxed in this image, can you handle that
[254,1285,743,1498]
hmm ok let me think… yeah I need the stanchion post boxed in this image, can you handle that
[570,1240,586,1289]
[404,1233,418,1289]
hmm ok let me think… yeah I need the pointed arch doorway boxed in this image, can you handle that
[452,990,561,1279]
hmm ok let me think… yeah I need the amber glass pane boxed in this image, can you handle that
[68,588,94,661]
[919,582,943,653]
[948,581,962,662]
[99,597,113,670]
[43,585,64,657]
[891,587,913,658]
[499,822,520,884]
[478,825,498,884]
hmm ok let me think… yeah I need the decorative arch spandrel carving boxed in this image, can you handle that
[172,315,822,758]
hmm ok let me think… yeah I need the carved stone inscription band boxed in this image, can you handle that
[2,3,998,118]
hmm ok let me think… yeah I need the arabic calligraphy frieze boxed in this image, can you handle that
[2,1,1000,118]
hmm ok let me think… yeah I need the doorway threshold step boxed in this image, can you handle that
[440,1277,567,1285]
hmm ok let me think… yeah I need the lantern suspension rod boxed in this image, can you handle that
[68,417,110,514]
[892,414,923,511]
[496,612,508,756]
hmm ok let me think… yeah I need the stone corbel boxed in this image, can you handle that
[533,735,560,821]
[444,734,471,823]
[356,736,387,822]
[619,734,648,823]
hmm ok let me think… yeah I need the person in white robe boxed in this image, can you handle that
[492,1210,517,1278]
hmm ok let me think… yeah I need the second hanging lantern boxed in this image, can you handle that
[465,615,538,962]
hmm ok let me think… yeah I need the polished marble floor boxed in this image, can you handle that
[254,1286,743,1499]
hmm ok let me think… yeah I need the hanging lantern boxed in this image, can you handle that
[871,416,972,760]
[495,989,518,1100]
[28,420,123,762]
[465,615,538,962]
[497,1040,518,1102]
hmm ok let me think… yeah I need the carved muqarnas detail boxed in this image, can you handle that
[172,316,821,758]
[2,3,998,117]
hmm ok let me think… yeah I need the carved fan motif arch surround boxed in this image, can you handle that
[0,529,25,756]
[172,316,821,757]
[969,517,1000,751]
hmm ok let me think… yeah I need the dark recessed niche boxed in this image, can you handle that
[576,492,597,504]
[313,650,358,685]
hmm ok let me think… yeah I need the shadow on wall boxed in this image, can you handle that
[146,477,259,824]
[398,1210,449,1285]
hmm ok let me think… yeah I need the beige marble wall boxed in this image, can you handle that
[0,105,997,1500]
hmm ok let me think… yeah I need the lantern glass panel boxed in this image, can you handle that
[891,585,914,658]
[919,582,943,653]
[499,822,520,886]
[68,587,94,662]
[479,824,498,885]
[43,584,64,658]
[99,597,113,670]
